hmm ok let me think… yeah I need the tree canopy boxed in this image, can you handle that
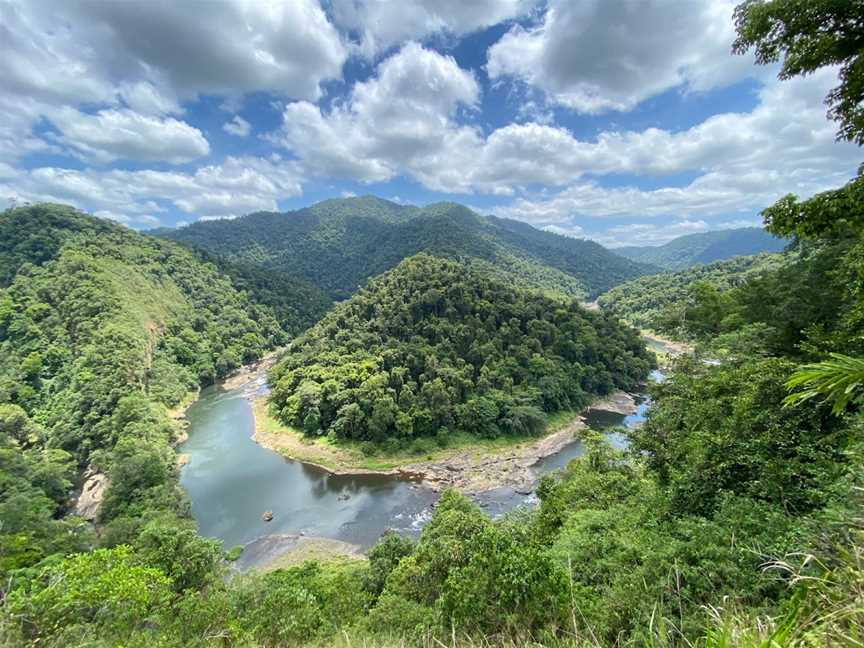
[156,196,655,301]
[270,254,654,444]
[734,0,864,144]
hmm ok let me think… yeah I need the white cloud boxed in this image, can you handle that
[1,156,303,222]
[0,0,346,165]
[49,108,210,164]
[588,221,711,248]
[223,115,252,137]
[11,0,347,104]
[277,42,481,187]
[330,0,536,57]
[487,0,757,113]
[275,53,856,207]
[119,81,183,116]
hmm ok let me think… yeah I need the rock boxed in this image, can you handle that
[73,469,109,521]
[177,453,190,468]
[262,511,274,522]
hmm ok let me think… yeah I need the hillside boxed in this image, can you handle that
[614,227,787,270]
[154,196,654,300]
[268,254,654,444]
[0,203,294,572]
[598,252,793,331]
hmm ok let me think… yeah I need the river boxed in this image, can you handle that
[179,369,665,567]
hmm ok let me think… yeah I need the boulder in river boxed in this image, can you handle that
[262,510,274,522]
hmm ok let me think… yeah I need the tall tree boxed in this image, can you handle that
[734,0,864,144]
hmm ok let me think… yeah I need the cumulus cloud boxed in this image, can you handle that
[330,0,536,57]
[3,0,347,105]
[49,108,210,164]
[487,0,757,113]
[1,156,303,223]
[276,51,856,205]
[223,116,252,137]
[0,0,345,164]
[276,42,481,188]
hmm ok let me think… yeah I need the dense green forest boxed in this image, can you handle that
[154,196,654,300]
[614,226,788,270]
[269,254,654,445]
[204,257,331,336]
[604,232,862,362]
[0,203,291,578]
[598,251,793,330]
[3,1,864,646]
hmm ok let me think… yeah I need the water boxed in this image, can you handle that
[531,368,664,473]
[179,387,437,550]
[180,368,666,560]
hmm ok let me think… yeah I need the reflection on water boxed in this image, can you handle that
[180,369,667,559]
[180,386,436,550]
[531,368,664,473]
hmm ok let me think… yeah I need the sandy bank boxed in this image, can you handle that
[234,533,364,573]
[252,390,638,495]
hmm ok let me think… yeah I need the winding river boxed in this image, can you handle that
[179,367,665,567]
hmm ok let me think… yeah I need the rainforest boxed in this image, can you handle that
[2,1,864,647]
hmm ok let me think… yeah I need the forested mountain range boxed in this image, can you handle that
[153,196,655,300]
[598,251,794,330]
[0,203,299,572]
[269,254,653,445]
[613,227,788,270]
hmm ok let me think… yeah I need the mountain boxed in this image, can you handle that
[153,196,655,300]
[0,203,301,572]
[613,227,788,271]
[598,251,794,330]
[269,254,654,444]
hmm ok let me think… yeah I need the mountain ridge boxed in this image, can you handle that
[613,227,787,271]
[152,196,656,300]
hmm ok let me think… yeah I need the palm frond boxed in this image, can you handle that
[783,353,864,415]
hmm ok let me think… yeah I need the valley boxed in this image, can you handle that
[3,3,863,646]
[177,348,666,570]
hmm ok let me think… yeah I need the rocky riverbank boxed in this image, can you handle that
[251,389,638,495]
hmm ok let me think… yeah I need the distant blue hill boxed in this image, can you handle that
[613,227,788,271]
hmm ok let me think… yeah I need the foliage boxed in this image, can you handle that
[6,546,173,642]
[0,204,289,579]
[155,196,655,300]
[270,254,653,443]
[206,255,332,335]
[614,227,787,271]
[733,0,864,144]
[631,357,848,517]
[598,252,791,331]
[784,352,864,414]
[762,170,864,239]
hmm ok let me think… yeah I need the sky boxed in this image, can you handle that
[1,0,859,247]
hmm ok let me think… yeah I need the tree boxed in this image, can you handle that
[734,0,864,144]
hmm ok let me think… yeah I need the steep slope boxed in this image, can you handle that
[614,227,787,270]
[269,254,654,444]
[154,196,654,299]
[598,251,794,329]
[0,204,294,571]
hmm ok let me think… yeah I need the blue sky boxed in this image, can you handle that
[1,0,858,247]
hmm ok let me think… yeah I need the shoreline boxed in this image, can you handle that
[234,533,365,573]
[251,389,638,495]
